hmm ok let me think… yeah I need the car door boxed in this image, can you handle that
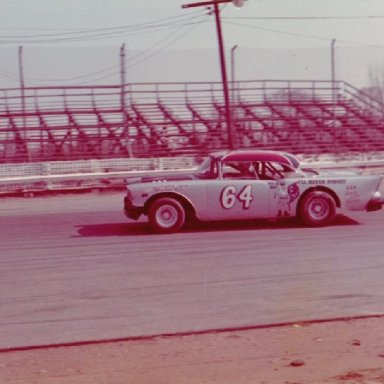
[201,178,275,221]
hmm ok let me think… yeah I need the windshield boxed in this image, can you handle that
[194,156,218,179]
[282,152,301,169]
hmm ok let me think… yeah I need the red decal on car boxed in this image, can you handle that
[288,182,300,203]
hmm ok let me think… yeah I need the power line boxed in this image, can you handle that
[0,11,202,35]
[75,18,209,85]
[23,65,120,84]
[225,15,384,20]
[0,68,19,81]
[0,22,203,45]
[0,10,207,45]
[127,18,211,68]
[224,19,335,42]
[14,11,210,85]
[69,70,120,85]
[223,19,384,48]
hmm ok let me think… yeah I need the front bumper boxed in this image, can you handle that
[124,196,143,220]
[366,196,384,212]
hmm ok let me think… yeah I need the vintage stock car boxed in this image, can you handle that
[124,150,383,233]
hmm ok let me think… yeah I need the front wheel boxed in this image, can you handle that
[298,191,336,227]
[148,198,186,234]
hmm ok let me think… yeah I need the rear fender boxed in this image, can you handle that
[296,186,341,216]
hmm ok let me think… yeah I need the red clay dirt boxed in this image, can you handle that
[1,316,384,384]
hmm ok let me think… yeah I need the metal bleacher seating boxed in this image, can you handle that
[1,80,384,164]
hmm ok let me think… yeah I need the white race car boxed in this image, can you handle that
[124,150,383,233]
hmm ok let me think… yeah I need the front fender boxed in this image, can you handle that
[143,192,197,219]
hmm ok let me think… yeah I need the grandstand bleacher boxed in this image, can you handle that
[1,80,384,163]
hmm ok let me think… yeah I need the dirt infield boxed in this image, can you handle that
[2,316,384,384]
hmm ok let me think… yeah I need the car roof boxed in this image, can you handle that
[211,150,299,168]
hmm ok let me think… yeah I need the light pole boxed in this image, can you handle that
[231,44,238,103]
[331,39,336,102]
[331,38,337,151]
[231,45,238,133]
[182,0,246,150]
[120,44,132,158]
[18,46,30,161]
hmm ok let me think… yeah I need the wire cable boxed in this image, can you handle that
[223,19,384,48]
[0,10,207,45]
[127,17,211,68]
[0,68,19,81]
[23,10,210,85]
[24,64,120,84]
[224,15,384,20]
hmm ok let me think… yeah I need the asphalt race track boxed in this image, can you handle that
[1,191,384,349]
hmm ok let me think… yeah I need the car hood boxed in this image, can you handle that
[316,169,359,177]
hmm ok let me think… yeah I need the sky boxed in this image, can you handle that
[1,0,384,88]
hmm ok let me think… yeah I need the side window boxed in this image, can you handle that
[222,162,242,179]
[270,162,299,179]
[269,162,285,179]
[222,161,258,179]
[258,162,285,180]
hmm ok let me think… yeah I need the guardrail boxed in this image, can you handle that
[0,157,197,195]
[0,169,193,185]
[1,159,384,185]
[1,156,384,196]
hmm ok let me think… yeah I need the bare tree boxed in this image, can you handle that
[362,65,384,104]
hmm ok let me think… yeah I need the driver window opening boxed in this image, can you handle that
[257,162,286,180]
[222,161,259,180]
[222,160,298,180]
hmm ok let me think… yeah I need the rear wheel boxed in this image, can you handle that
[148,198,186,234]
[299,191,336,227]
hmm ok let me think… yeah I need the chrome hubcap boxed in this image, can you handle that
[308,198,329,220]
[156,205,178,228]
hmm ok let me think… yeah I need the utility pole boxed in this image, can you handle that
[120,43,132,157]
[182,0,247,150]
